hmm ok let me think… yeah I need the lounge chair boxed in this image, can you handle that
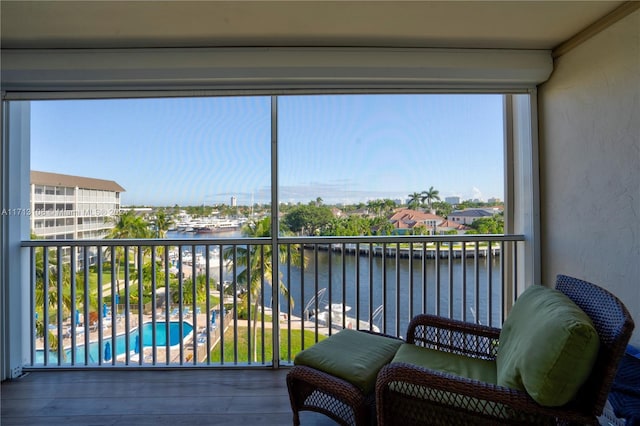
[376,274,635,425]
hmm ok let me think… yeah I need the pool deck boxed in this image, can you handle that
[35,307,331,365]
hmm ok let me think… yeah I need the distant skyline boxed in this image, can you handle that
[30,94,504,206]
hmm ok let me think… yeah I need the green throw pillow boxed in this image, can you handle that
[294,329,402,394]
[496,285,600,407]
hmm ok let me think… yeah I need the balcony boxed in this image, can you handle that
[1,369,338,425]
[22,234,523,369]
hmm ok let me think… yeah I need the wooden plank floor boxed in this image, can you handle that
[1,369,338,426]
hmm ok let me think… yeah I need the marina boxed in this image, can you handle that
[315,241,502,259]
[165,229,503,333]
[171,216,245,234]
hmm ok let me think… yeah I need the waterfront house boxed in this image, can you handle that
[448,208,498,225]
[389,208,444,233]
[437,220,471,234]
[389,209,472,235]
[1,2,638,424]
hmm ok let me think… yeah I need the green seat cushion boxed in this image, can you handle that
[294,329,402,394]
[391,343,498,384]
[496,285,600,407]
[388,344,515,419]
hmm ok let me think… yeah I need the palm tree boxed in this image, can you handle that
[408,192,422,209]
[382,199,397,216]
[421,186,441,209]
[169,275,209,307]
[34,246,98,359]
[152,209,174,267]
[367,199,384,217]
[153,209,174,238]
[226,216,301,361]
[105,210,152,296]
[107,210,151,239]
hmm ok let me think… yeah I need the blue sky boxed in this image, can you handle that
[30,94,504,206]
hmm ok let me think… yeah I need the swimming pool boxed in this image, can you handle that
[35,321,194,364]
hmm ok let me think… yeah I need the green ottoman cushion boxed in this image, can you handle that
[294,329,402,394]
[496,285,600,407]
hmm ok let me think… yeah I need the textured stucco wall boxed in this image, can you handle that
[538,11,639,346]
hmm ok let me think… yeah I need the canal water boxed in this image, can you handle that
[166,231,504,336]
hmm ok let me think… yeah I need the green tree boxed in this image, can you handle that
[153,209,174,238]
[105,210,152,295]
[226,217,301,361]
[151,209,174,265]
[432,201,453,218]
[167,274,210,307]
[382,199,397,216]
[371,216,394,235]
[421,186,441,209]
[412,224,428,235]
[367,199,384,216]
[33,246,98,358]
[282,204,334,236]
[407,192,422,209]
[129,259,169,305]
[466,215,504,234]
[366,199,395,217]
[325,215,374,236]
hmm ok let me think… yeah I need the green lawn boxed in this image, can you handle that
[209,326,325,364]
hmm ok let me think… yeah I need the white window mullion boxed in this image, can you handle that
[270,95,280,368]
[511,92,542,295]
[1,101,31,379]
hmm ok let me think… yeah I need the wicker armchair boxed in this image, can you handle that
[376,274,635,425]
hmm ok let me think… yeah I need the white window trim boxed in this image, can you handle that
[1,101,31,379]
[502,92,541,315]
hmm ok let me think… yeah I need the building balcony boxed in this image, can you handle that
[0,233,522,424]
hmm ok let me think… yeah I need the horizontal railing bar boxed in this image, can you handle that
[21,237,270,247]
[21,234,525,247]
[278,234,525,244]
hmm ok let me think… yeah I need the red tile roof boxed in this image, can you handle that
[389,208,444,229]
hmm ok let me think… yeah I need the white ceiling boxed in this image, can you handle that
[0,1,629,50]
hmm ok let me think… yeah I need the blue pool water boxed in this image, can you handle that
[36,321,194,364]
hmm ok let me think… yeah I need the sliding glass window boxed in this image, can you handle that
[278,94,505,237]
[30,97,271,240]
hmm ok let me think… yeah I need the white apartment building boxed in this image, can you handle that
[31,171,125,240]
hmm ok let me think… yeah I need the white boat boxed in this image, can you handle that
[313,308,381,333]
[195,219,241,233]
[304,288,382,333]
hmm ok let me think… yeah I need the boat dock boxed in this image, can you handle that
[310,243,502,259]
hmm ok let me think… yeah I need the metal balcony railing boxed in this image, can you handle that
[21,234,524,369]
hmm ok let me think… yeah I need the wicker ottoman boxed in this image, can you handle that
[287,329,402,426]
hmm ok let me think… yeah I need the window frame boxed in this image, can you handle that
[1,47,544,378]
